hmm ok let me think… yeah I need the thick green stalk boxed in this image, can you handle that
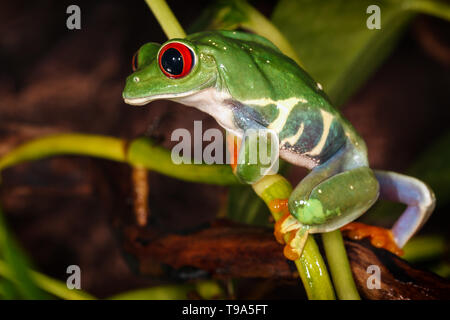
[240,2,303,67]
[0,134,239,186]
[144,0,186,39]
[253,175,335,300]
[322,230,360,300]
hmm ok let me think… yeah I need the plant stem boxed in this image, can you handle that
[322,230,360,300]
[144,0,186,39]
[0,134,239,186]
[253,175,335,300]
[240,2,303,67]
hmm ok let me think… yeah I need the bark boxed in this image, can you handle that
[122,219,450,300]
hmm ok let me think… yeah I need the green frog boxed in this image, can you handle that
[122,31,435,259]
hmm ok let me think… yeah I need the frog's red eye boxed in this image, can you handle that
[158,42,194,78]
[132,50,139,72]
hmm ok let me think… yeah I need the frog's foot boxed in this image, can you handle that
[341,222,404,256]
[269,199,308,261]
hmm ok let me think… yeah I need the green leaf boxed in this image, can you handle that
[408,130,450,203]
[0,206,49,299]
[271,0,419,106]
[0,279,20,300]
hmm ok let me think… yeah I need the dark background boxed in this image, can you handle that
[0,0,448,297]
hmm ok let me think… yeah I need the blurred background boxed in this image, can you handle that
[0,0,449,299]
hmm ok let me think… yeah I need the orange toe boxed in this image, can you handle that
[269,198,304,260]
[273,212,291,244]
[341,222,404,256]
[270,199,290,244]
[283,232,301,261]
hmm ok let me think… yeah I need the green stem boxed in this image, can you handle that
[0,134,239,186]
[239,2,303,67]
[322,230,360,300]
[0,134,125,169]
[253,175,335,300]
[144,0,186,39]
[128,137,238,185]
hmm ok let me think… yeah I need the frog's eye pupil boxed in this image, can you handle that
[161,48,183,75]
[158,42,194,78]
[132,51,139,72]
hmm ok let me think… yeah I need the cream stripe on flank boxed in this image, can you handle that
[281,122,304,146]
[241,97,307,133]
[306,109,333,156]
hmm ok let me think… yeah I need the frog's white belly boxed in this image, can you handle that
[173,87,243,137]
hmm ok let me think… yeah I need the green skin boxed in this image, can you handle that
[123,31,435,254]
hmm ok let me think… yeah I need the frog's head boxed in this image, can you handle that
[122,39,218,106]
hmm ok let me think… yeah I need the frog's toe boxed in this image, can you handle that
[341,222,404,256]
[269,198,307,260]
[269,199,291,244]
[283,227,309,261]
[273,212,291,244]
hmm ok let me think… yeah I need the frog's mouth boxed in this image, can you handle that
[123,77,216,106]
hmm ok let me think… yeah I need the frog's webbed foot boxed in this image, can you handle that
[270,199,309,261]
[341,222,403,256]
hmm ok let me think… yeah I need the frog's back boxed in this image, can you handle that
[189,31,360,167]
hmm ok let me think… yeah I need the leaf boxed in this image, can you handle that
[271,0,418,106]
[0,206,49,299]
[408,130,450,203]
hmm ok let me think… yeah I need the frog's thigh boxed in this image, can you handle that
[288,167,379,233]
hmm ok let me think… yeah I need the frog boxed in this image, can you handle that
[122,30,435,260]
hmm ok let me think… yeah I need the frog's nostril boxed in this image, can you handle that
[133,76,140,83]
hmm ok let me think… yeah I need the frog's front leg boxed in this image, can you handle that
[227,131,311,260]
[231,130,279,184]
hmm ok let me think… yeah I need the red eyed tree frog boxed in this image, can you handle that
[122,31,435,260]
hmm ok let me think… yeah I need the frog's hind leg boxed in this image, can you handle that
[341,170,435,255]
[288,166,380,233]
[374,170,435,248]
